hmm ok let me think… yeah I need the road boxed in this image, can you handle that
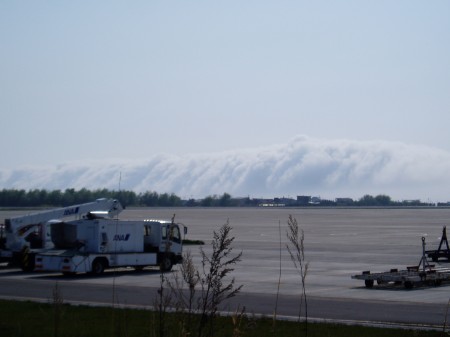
[2,207,450,329]
[0,267,447,329]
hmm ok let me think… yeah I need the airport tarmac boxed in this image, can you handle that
[2,207,450,325]
[105,207,450,301]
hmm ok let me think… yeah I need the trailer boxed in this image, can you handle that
[352,237,450,289]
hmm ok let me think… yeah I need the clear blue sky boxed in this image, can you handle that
[1,1,449,170]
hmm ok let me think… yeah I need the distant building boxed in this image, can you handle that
[403,199,420,203]
[297,196,311,205]
[274,197,296,206]
[256,198,282,207]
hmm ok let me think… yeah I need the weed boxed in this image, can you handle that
[51,282,64,337]
[287,214,309,337]
[197,220,243,337]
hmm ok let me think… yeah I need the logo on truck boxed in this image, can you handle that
[113,234,130,241]
[63,207,79,216]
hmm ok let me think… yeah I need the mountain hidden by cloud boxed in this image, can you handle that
[2,136,450,202]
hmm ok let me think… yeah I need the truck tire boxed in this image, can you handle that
[364,280,374,288]
[91,258,106,275]
[160,256,173,272]
[404,281,414,289]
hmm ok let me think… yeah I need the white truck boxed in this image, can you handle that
[0,198,123,270]
[34,214,186,275]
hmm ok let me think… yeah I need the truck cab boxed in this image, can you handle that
[144,220,183,270]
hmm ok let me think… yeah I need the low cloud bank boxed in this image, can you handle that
[2,136,450,201]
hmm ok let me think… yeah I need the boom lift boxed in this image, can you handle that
[0,198,123,270]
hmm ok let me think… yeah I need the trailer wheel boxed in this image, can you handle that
[364,280,374,288]
[91,258,106,275]
[404,281,414,289]
[160,256,173,272]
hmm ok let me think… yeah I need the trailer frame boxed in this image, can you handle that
[352,236,450,289]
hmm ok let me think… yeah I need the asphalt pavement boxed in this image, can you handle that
[2,207,450,328]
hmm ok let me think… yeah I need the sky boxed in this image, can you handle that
[1,1,450,201]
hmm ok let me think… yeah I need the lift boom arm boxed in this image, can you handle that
[3,198,123,252]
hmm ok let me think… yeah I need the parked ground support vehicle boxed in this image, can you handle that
[352,236,450,289]
[0,198,122,270]
[426,226,450,262]
[34,214,186,275]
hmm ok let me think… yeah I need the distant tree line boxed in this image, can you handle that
[0,189,252,208]
[300,194,437,207]
[334,194,425,207]
[0,189,444,208]
[0,188,182,207]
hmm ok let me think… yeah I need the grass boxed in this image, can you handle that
[0,299,443,337]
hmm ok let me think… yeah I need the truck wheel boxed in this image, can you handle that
[404,281,414,289]
[364,280,374,288]
[160,257,173,272]
[91,259,105,275]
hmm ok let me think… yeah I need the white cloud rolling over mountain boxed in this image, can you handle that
[1,136,450,202]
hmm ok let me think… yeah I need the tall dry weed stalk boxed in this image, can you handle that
[197,220,243,337]
[51,282,64,337]
[153,272,173,337]
[167,221,243,337]
[273,219,283,331]
[286,214,309,337]
[231,305,246,337]
[166,250,199,335]
[443,298,450,335]
[152,214,178,337]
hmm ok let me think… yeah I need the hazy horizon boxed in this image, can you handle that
[1,136,450,203]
